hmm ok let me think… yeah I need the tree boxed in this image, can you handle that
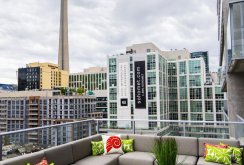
[77,87,85,95]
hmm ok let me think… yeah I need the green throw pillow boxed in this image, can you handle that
[229,146,243,165]
[205,145,232,165]
[91,141,104,156]
[122,139,134,153]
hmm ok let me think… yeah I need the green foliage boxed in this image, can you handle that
[60,87,67,95]
[153,138,177,165]
[70,88,76,93]
[77,87,85,95]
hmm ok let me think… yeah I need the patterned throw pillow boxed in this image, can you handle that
[204,143,227,158]
[91,141,104,156]
[26,158,54,165]
[229,146,243,165]
[102,135,124,154]
[205,145,232,165]
[122,139,134,153]
[220,142,243,165]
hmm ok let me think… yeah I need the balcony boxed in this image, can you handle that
[0,119,243,163]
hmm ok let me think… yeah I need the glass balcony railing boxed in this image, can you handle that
[0,119,243,161]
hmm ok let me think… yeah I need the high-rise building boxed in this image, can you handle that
[190,51,209,73]
[18,62,69,91]
[58,0,69,72]
[0,90,97,145]
[108,43,228,138]
[108,43,190,129]
[69,67,107,91]
[168,58,228,138]
[217,0,244,137]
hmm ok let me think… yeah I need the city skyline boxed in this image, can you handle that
[0,0,218,84]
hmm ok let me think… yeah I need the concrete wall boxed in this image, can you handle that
[227,73,244,138]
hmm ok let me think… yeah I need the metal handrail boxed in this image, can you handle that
[0,118,243,136]
[0,119,94,136]
[0,118,243,161]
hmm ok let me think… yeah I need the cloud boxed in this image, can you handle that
[0,0,220,84]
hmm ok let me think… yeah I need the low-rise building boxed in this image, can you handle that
[18,62,69,91]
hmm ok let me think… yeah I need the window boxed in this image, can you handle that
[189,60,201,74]
[190,101,202,112]
[205,101,213,112]
[189,75,201,86]
[180,88,187,99]
[179,61,186,74]
[148,102,157,115]
[179,76,187,87]
[148,87,156,100]
[109,88,117,100]
[204,87,213,99]
[109,74,117,87]
[169,101,178,112]
[190,88,202,99]
[180,101,188,112]
[168,63,177,75]
[109,58,116,73]
[216,100,224,112]
[147,55,156,70]
[147,72,156,85]
[109,102,117,114]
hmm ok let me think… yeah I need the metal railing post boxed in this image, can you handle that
[54,127,58,146]
[183,122,186,137]
[88,121,92,136]
[0,135,2,161]
[132,121,136,134]
[96,120,99,134]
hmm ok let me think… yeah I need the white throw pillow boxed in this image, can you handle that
[102,135,124,154]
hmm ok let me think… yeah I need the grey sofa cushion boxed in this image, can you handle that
[74,153,121,165]
[162,136,198,156]
[197,157,238,165]
[71,134,102,162]
[128,134,159,152]
[177,155,198,165]
[44,143,74,165]
[198,138,240,157]
[0,151,45,165]
[119,151,155,165]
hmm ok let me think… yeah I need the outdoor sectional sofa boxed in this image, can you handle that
[0,134,241,165]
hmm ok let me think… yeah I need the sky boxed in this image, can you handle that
[0,0,219,84]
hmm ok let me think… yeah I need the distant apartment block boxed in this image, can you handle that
[168,58,228,138]
[69,67,107,91]
[0,90,97,145]
[69,67,107,121]
[18,62,69,91]
[190,51,209,73]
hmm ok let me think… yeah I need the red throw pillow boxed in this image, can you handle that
[36,158,48,165]
[204,143,228,158]
[102,135,124,154]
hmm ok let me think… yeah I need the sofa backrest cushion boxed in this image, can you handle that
[128,134,160,152]
[0,151,45,165]
[162,136,198,156]
[71,134,102,162]
[198,138,240,157]
[44,143,74,165]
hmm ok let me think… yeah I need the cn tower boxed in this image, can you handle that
[58,0,69,72]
